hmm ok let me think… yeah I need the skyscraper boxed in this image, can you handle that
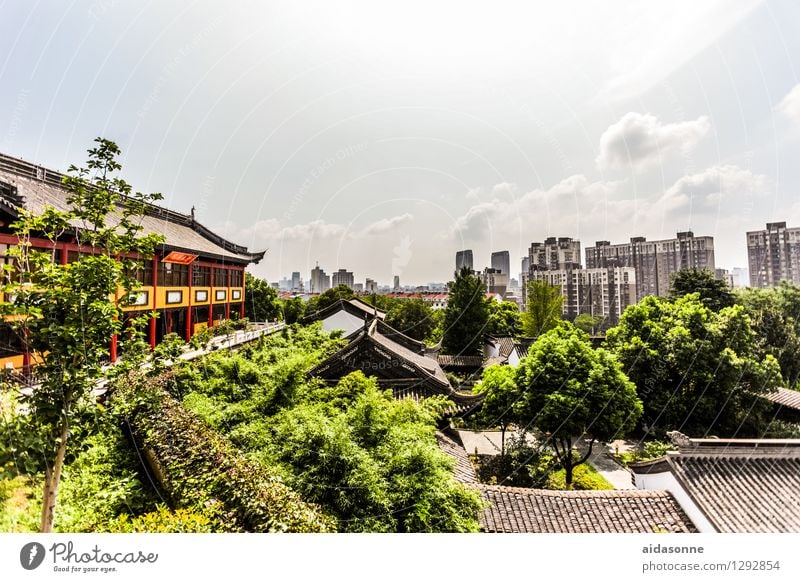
[455,249,473,272]
[491,250,510,276]
[331,268,355,289]
[291,271,301,291]
[310,264,330,293]
[747,222,800,288]
[393,275,400,291]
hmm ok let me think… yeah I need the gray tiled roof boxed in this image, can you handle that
[479,486,696,533]
[436,430,478,484]
[762,387,800,412]
[667,454,800,533]
[437,354,485,368]
[0,161,263,263]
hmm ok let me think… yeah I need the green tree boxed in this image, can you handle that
[669,268,734,311]
[573,313,604,335]
[606,294,782,436]
[244,272,281,322]
[486,300,522,337]
[0,138,164,531]
[384,298,436,341]
[515,325,642,488]
[281,297,307,324]
[306,284,356,315]
[522,279,563,336]
[473,364,519,460]
[441,267,489,355]
[736,283,800,388]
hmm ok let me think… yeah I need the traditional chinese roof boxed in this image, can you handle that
[436,430,478,484]
[762,386,800,412]
[437,354,485,369]
[302,298,386,327]
[486,336,516,359]
[0,154,264,264]
[308,319,483,414]
[479,486,696,533]
[631,435,800,533]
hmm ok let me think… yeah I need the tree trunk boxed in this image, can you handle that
[40,414,69,533]
[499,424,506,478]
[562,437,574,490]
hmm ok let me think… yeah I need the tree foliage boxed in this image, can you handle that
[442,267,489,355]
[736,282,800,388]
[0,138,164,532]
[384,298,437,342]
[522,279,563,337]
[473,364,519,458]
[305,284,356,315]
[515,325,642,487]
[486,300,522,337]
[177,325,482,532]
[669,268,734,311]
[244,272,281,322]
[573,313,604,335]
[606,294,782,436]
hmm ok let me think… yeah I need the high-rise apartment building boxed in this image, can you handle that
[585,231,715,300]
[528,237,581,271]
[310,264,331,293]
[747,222,800,288]
[331,268,355,289]
[393,275,400,291]
[455,249,474,272]
[291,271,301,291]
[365,278,378,293]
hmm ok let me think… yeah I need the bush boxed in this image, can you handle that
[615,440,675,466]
[113,372,333,532]
[102,506,214,533]
[544,463,614,491]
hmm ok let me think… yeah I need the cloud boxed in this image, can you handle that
[241,218,347,242]
[596,112,710,171]
[657,164,769,216]
[450,174,621,242]
[359,213,413,236]
[776,84,800,127]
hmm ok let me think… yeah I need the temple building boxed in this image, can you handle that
[0,152,264,372]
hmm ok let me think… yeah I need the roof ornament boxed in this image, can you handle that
[666,430,693,448]
[190,205,196,224]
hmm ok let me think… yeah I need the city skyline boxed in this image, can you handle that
[3,2,800,285]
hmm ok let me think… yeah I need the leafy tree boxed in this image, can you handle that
[515,325,642,488]
[606,294,782,436]
[473,364,520,460]
[281,297,306,324]
[385,298,436,341]
[522,279,563,336]
[486,300,522,337]
[362,293,399,313]
[573,313,604,335]
[244,272,281,322]
[669,268,734,311]
[736,282,800,388]
[442,267,489,355]
[306,284,355,314]
[0,138,164,532]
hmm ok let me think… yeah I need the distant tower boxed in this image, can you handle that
[491,250,510,275]
[456,249,474,272]
[393,275,400,291]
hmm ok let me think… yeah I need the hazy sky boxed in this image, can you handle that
[2,0,800,285]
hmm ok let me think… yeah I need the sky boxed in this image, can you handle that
[2,0,800,286]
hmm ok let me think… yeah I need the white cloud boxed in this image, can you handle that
[359,213,413,236]
[596,112,710,171]
[658,164,769,216]
[777,84,800,127]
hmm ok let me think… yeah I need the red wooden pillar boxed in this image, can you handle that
[240,268,245,319]
[224,267,231,320]
[186,261,193,341]
[209,265,215,328]
[149,255,158,350]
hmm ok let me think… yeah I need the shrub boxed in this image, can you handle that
[102,506,214,533]
[112,372,333,532]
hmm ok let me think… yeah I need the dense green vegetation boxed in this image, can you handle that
[442,267,489,355]
[606,293,782,436]
[172,324,483,532]
[244,273,282,322]
[522,279,563,336]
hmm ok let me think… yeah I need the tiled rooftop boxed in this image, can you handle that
[479,486,696,533]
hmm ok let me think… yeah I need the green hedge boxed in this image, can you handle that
[112,372,334,532]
